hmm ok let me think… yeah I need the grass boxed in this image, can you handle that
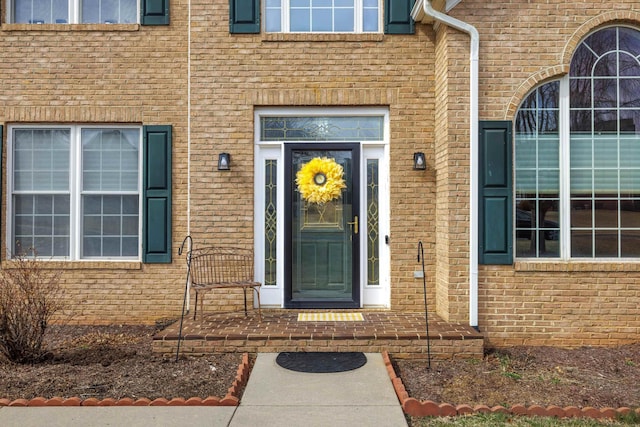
[408,413,640,426]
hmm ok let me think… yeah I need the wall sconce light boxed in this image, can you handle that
[218,153,231,171]
[413,152,426,170]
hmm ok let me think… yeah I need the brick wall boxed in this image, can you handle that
[0,5,191,324]
[444,1,640,346]
[1,0,638,347]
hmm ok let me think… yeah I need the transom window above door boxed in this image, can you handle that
[11,0,138,24]
[265,0,380,33]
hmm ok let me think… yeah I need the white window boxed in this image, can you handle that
[265,0,380,33]
[11,0,137,24]
[515,26,640,259]
[8,125,141,260]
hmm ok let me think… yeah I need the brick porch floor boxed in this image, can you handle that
[153,310,484,359]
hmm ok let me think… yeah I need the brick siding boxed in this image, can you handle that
[0,0,638,346]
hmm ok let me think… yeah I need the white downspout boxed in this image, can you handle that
[412,0,480,329]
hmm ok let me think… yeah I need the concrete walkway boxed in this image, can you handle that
[0,353,407,427]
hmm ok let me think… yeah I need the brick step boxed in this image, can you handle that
[152,311,484,359]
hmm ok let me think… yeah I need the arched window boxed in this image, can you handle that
[515,26,640,258]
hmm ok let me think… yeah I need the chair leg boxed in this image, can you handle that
[193,291,199,320]
[243,288,248,317]
[255,287,262,320]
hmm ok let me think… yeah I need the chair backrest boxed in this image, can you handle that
[188,247,255,285]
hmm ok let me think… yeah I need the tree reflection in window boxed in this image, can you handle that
[515,26,640,258]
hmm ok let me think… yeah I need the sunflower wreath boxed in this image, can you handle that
[296,157,346,204]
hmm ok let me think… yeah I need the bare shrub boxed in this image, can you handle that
[0,250,65,363]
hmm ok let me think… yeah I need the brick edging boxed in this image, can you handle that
[0,353,251,407]
[381,351,640,420]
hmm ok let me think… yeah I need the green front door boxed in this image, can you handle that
[285,144,360,308]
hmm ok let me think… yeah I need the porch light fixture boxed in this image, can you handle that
[413,152,426,170]
[218,153,231,171]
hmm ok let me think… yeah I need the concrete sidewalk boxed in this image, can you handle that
[0,353,407,427]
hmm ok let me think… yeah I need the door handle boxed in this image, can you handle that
[347,216,359,235]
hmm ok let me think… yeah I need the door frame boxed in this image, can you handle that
[284,143,361,309]
[253,107,391,309]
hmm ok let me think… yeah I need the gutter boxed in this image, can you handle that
[411,0,480,329]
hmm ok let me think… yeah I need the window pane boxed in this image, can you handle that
[570,137,592,169]
[570,44,596,77]
[82,195,139,258]
[593,80,617,108]
[335,9,354,32]
[595,230,618,257]
[570,79,592,108]
[266,9,282,32]
[619,79,640,108]
[620,169,640,195]
[82,0,136,23]
[538,170,559,194]
[515,200,559,258]
[367,159,379,285]
[313,9,332,32]
[515,136,536,169]
[570,169,593,196]
[594,110,619,133]
[13,194,70,257]
[593,53,617,77]
[14,0,68,23]
[620,27,640,56]
[571,229,592,257]
[570,110,592,133]
[621,231,640,256]
[363,8,378,32]
[14,129,70,191]
[594,200,618,227]
[261,116,384,141]
[619,53,640,77]
[82,128,139,191]
[264,160,278,286]
[594,169,617,195]
[593,136,618,168]
[538,135,559,168]
[290,9,310,31]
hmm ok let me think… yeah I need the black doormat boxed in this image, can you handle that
[276,352,367,373]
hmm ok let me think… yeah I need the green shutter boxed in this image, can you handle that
[479,121,513,265]
[143,125,172,263]
[230,0,260,33]
[384,0,415,34]
[141,0,169,25]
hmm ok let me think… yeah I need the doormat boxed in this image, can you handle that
[276,352,367,373]
[297,312,364,322]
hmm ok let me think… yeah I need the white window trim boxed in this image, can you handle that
[6,124,143,261]
[266,0,382,34]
